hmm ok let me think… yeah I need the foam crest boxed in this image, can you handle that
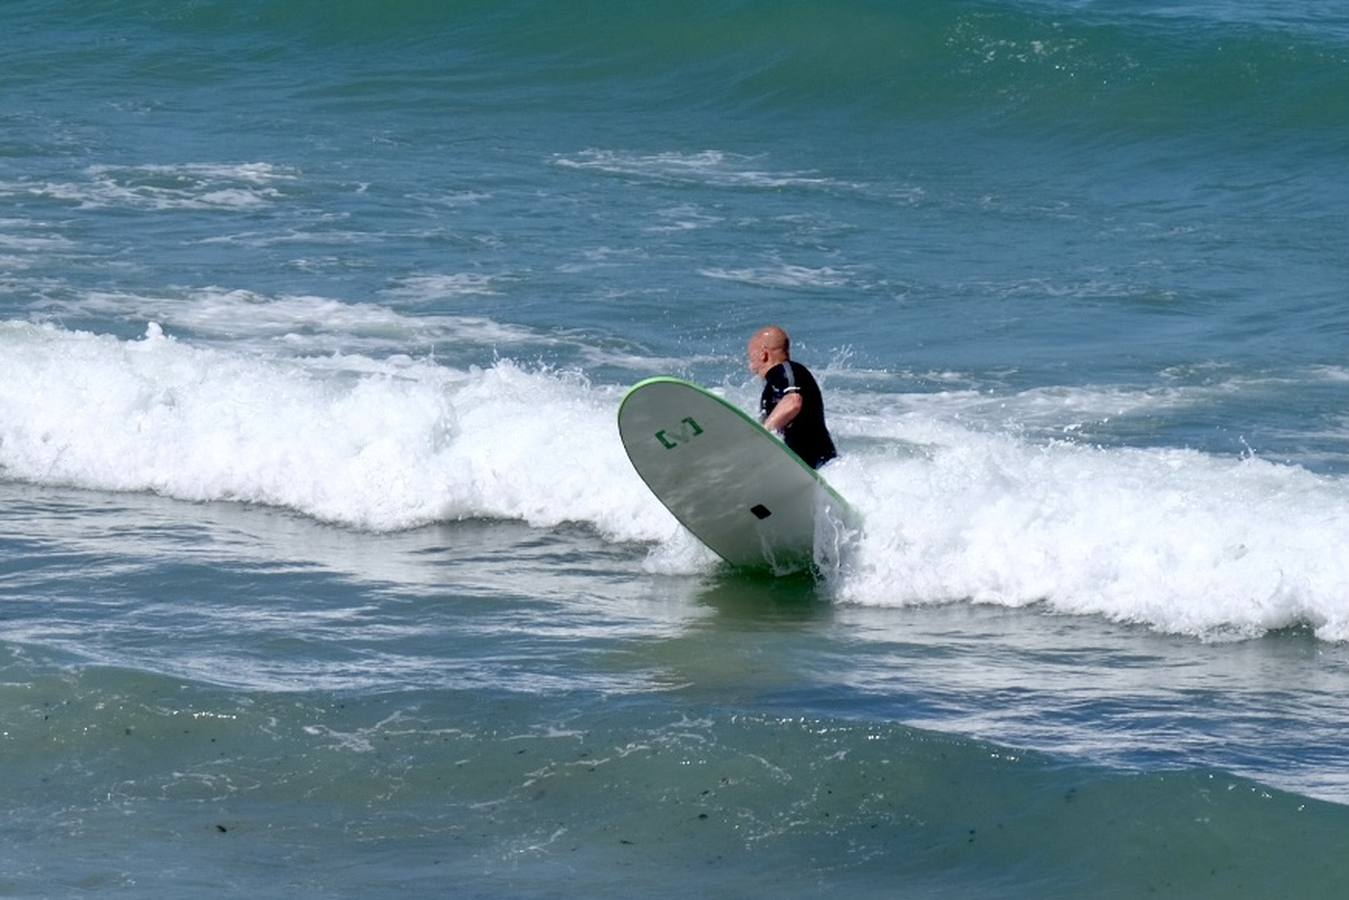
[39,290,695,376]
[0,322,678,540]
[44,289,699,372]
[45,289,546,354]
[824,421,1349,641]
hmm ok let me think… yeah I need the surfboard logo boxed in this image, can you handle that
[655,417,703,449]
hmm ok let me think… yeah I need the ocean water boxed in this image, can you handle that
[3,0,1349,895]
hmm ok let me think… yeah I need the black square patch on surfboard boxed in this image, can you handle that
[750,504,772,520]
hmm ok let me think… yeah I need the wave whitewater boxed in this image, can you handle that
[3,320,1348,641]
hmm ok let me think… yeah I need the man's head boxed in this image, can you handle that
[747,325,791,377]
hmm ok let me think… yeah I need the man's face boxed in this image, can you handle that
[747,338,768,376]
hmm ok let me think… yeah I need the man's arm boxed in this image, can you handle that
[762,391,802,433]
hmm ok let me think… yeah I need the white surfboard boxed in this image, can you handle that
[618,376,857,573]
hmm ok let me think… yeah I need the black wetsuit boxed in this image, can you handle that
[759,360,837,469]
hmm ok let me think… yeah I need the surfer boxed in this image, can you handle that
[747,325,837,469]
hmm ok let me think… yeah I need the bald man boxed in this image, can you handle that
[747,325,837,469]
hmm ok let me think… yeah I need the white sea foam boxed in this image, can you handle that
[699,264,851,289]
[825,379,1274,438]
[1308,365,1349,383]
[0,233,75,252]
[553,149,863,193]
[197,229,377,248]
[3,321,1348,641]
[0,163,296,211]
[0,219,77,270]
[822,418,1349,641]
[644,205,725,233]
[133,163,295,184]
[406,190,493,208]
[0,321,679,542]
[956,276,1176,302]
[556,246,650,274]
[555,150,924,205]
[382,273,502,300]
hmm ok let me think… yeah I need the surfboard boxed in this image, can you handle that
[618,376,856,573]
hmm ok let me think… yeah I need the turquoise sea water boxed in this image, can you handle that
[4,0,1349,895]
